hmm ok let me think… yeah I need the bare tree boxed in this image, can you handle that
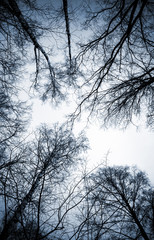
[0,123,88,240]
[62,0,72,67]
[0,0,78,102]
[0,0,57,96]
[78,166,153,240]
[74,0,154,128]
[1,0,153,128]
[0,0,77,172]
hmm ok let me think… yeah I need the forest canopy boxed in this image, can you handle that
[0,0,153,239]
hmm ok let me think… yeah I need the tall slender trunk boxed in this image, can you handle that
[0,155,53,240]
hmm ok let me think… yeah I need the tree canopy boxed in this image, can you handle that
[73,0,154,128]
[0,0,153,128]
[82,166,154,240]
[0,0,153,239]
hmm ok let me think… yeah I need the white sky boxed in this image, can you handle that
[30,99,154,184]
[22,0,154,185]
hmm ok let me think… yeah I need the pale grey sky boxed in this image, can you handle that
[30,99,154,184]
[23,0,154,185]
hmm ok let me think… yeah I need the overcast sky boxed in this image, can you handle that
[20,0,154,185]
[30,99,154,184]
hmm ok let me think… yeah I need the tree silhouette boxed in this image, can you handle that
[0,124,88,240]
[0,1,153,239]
[74,0,154,128]
[77,166,153,240]
[1,0,153,127]
[0,0,77,103]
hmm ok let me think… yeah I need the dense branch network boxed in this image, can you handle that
[1,0,57,97]
[0,1,153,239]
[74,0,154,128]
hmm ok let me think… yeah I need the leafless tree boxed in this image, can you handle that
[1,0,56,97]
[0,123,88,240]
[0,0,77,101]
[74,0,154,128]
[77,166,153,240]
[0,0,77,172]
